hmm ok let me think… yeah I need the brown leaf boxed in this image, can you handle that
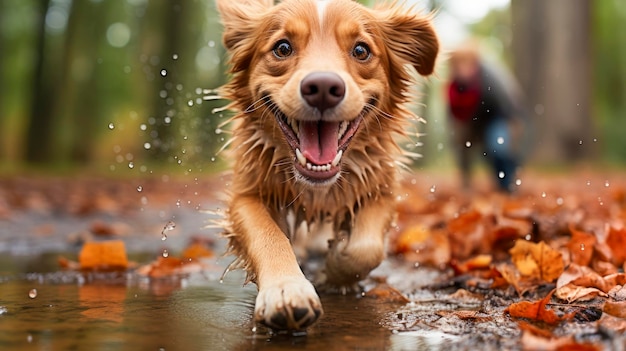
[79,240,128,271]
[136,256,203,278]
[395,226,450,266]
[567,224,596,266]
[606,226,626,266]
[363,283,409,303]
[556,265,626,303]
[450,254,492,275]
[510,240,564,282]
[603,300,626,319]
[505,289,575,325]
[182,242,214,260]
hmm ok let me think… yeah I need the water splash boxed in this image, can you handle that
[161,221,176,241]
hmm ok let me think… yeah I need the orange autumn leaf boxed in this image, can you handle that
[395,225,450,266]
[603,300,626,319]
[510,240,564,282]
[395,225,431,253]
[79,240,128,271]
[182,242,214,260]
[606,226,626,266]
[505,289,575,325]
[556,264,626,302]
[447,209,482,232]
[567,225,596,267]
[363,283,409,303]
[450,254,492,275]
[136,256,204,278]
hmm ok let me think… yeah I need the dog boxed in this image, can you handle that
[216,0,438,331]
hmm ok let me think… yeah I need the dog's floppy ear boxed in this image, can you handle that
[216,0,274,52]
[374,5,439,76]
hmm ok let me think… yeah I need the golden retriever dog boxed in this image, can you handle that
[216,0,438,331]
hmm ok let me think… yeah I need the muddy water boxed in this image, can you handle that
[0,253,418,351]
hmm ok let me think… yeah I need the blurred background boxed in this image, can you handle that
[0,0,624,177]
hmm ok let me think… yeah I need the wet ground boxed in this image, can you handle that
[1,174,625,350]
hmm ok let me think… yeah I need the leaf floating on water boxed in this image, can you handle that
[78,240,129,271]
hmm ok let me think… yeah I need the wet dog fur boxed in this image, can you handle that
[216,0,438,331]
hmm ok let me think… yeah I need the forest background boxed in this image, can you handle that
[0,0,624,176]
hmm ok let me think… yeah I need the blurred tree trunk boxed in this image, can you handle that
[66,1,105,163]
[139,0,185,161]
[25,0,54,163]
[511,0,594,163]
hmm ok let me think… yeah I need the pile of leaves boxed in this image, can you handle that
[390,172,626,349]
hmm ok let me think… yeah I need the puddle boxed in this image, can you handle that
[0,250,399,350]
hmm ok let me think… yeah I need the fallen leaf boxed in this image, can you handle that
[505,289,575,325]
[556,264,626,302]
[567,225,596,266]
[363,283,409,303]
[510,240,564,282]
[603,301,626,319]
[136,256,203,278]
[182,241,214,260]
[606,226,626,266]
[79,240,128,271]
[450,254,492,275]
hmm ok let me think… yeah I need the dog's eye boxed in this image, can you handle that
[272,40,293,58]
[352,43,371,61]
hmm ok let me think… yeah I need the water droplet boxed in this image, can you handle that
[215,128,222,135]
[140,124,147,131]
[430,185,436,193]
[251,326,257,333]
[556,197,564,205]
[605,181,610,187]
[465,141,472,148]
[164,116,172,124]
[160,69,167,77]
[172,54,178,60]
[515,179,522,186]
[128,162,134,169]
[579,140,583,145]
[498,171,505,179]
[161,221,176,241]
[187,100,194,107]
[143,142,151,150]
[28,289,37,299]
[162,249,169,258]
[108,122,115,130]
[580,244,585,251]
[541,192,547,198]
[137,186,143,192]
[497,137,504,145]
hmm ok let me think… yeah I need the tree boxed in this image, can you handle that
[511,0,594,163]
[24,0,54,164]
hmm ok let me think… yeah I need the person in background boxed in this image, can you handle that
[446,43,527,193]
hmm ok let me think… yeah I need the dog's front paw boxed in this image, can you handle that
[255,278,323,331]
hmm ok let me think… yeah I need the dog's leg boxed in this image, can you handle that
[230,196,323,330]
[322,198,394,289]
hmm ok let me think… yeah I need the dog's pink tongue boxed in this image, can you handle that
[300,121,339,165]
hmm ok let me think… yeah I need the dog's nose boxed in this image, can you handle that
[300,72,345,113]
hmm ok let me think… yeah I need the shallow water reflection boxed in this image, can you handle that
[0,259,399,351]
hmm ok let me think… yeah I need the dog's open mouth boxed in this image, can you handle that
[275,108,365,183]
